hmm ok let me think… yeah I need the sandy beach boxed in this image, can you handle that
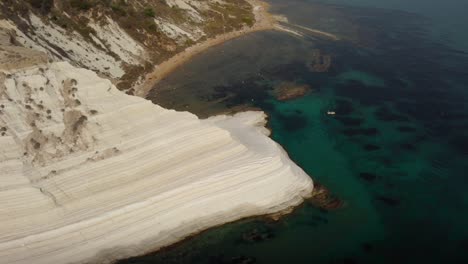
[135,0,277,97]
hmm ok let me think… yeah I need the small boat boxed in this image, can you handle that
[327,111,336,115]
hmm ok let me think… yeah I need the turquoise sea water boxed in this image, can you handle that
[121,1,468,263]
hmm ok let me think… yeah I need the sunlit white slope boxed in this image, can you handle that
[0,62,313,264]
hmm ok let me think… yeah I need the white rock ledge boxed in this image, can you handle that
[0,62,313,264]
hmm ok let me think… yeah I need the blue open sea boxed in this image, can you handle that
[120,0,468,263]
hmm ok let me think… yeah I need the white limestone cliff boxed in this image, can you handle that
[0,0,254,82]
[0,61,313,264]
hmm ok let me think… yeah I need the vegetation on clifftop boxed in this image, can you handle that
[0,0,255,90]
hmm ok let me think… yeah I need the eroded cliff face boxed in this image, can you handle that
[0,28,313,264]
[0,0,254,91]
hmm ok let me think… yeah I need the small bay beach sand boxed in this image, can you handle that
[135,0,340,98]
[135,0,277,97]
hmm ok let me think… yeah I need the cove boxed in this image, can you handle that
[121,0,468,263]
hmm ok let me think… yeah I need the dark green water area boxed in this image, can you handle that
[120,0,468,263]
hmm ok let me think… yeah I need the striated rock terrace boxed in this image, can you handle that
[0,51,313,263]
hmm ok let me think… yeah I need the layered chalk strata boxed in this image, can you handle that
[0,62,313,264]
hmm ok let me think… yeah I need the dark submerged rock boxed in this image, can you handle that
[241,228,274,243]
[230,256,256,264]
[359,172,377,182]
[277,112,308,132]
[342,128,379,137]
[363,144,380,151]
[334,99,354,115]
[362,242,373,252]
[310,215,329,224]
[375,106,409,122]
[335,116,364,126]
[400,143,417,151]
[376,195,400,206]
[397,126,416,132]
[342,257,358,264]
[450,135,468,155]
[209,255,256,264]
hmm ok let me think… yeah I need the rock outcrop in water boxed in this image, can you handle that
[307,183,343,210]
[273,82,312,101]
[0,31,313,264]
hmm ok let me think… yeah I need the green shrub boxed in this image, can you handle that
[70,0,93,11]
[146,22,157,32]
[242,17,254,27]
[27,0,54,13]
[144,7,155,18]
[111,3,127,16]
